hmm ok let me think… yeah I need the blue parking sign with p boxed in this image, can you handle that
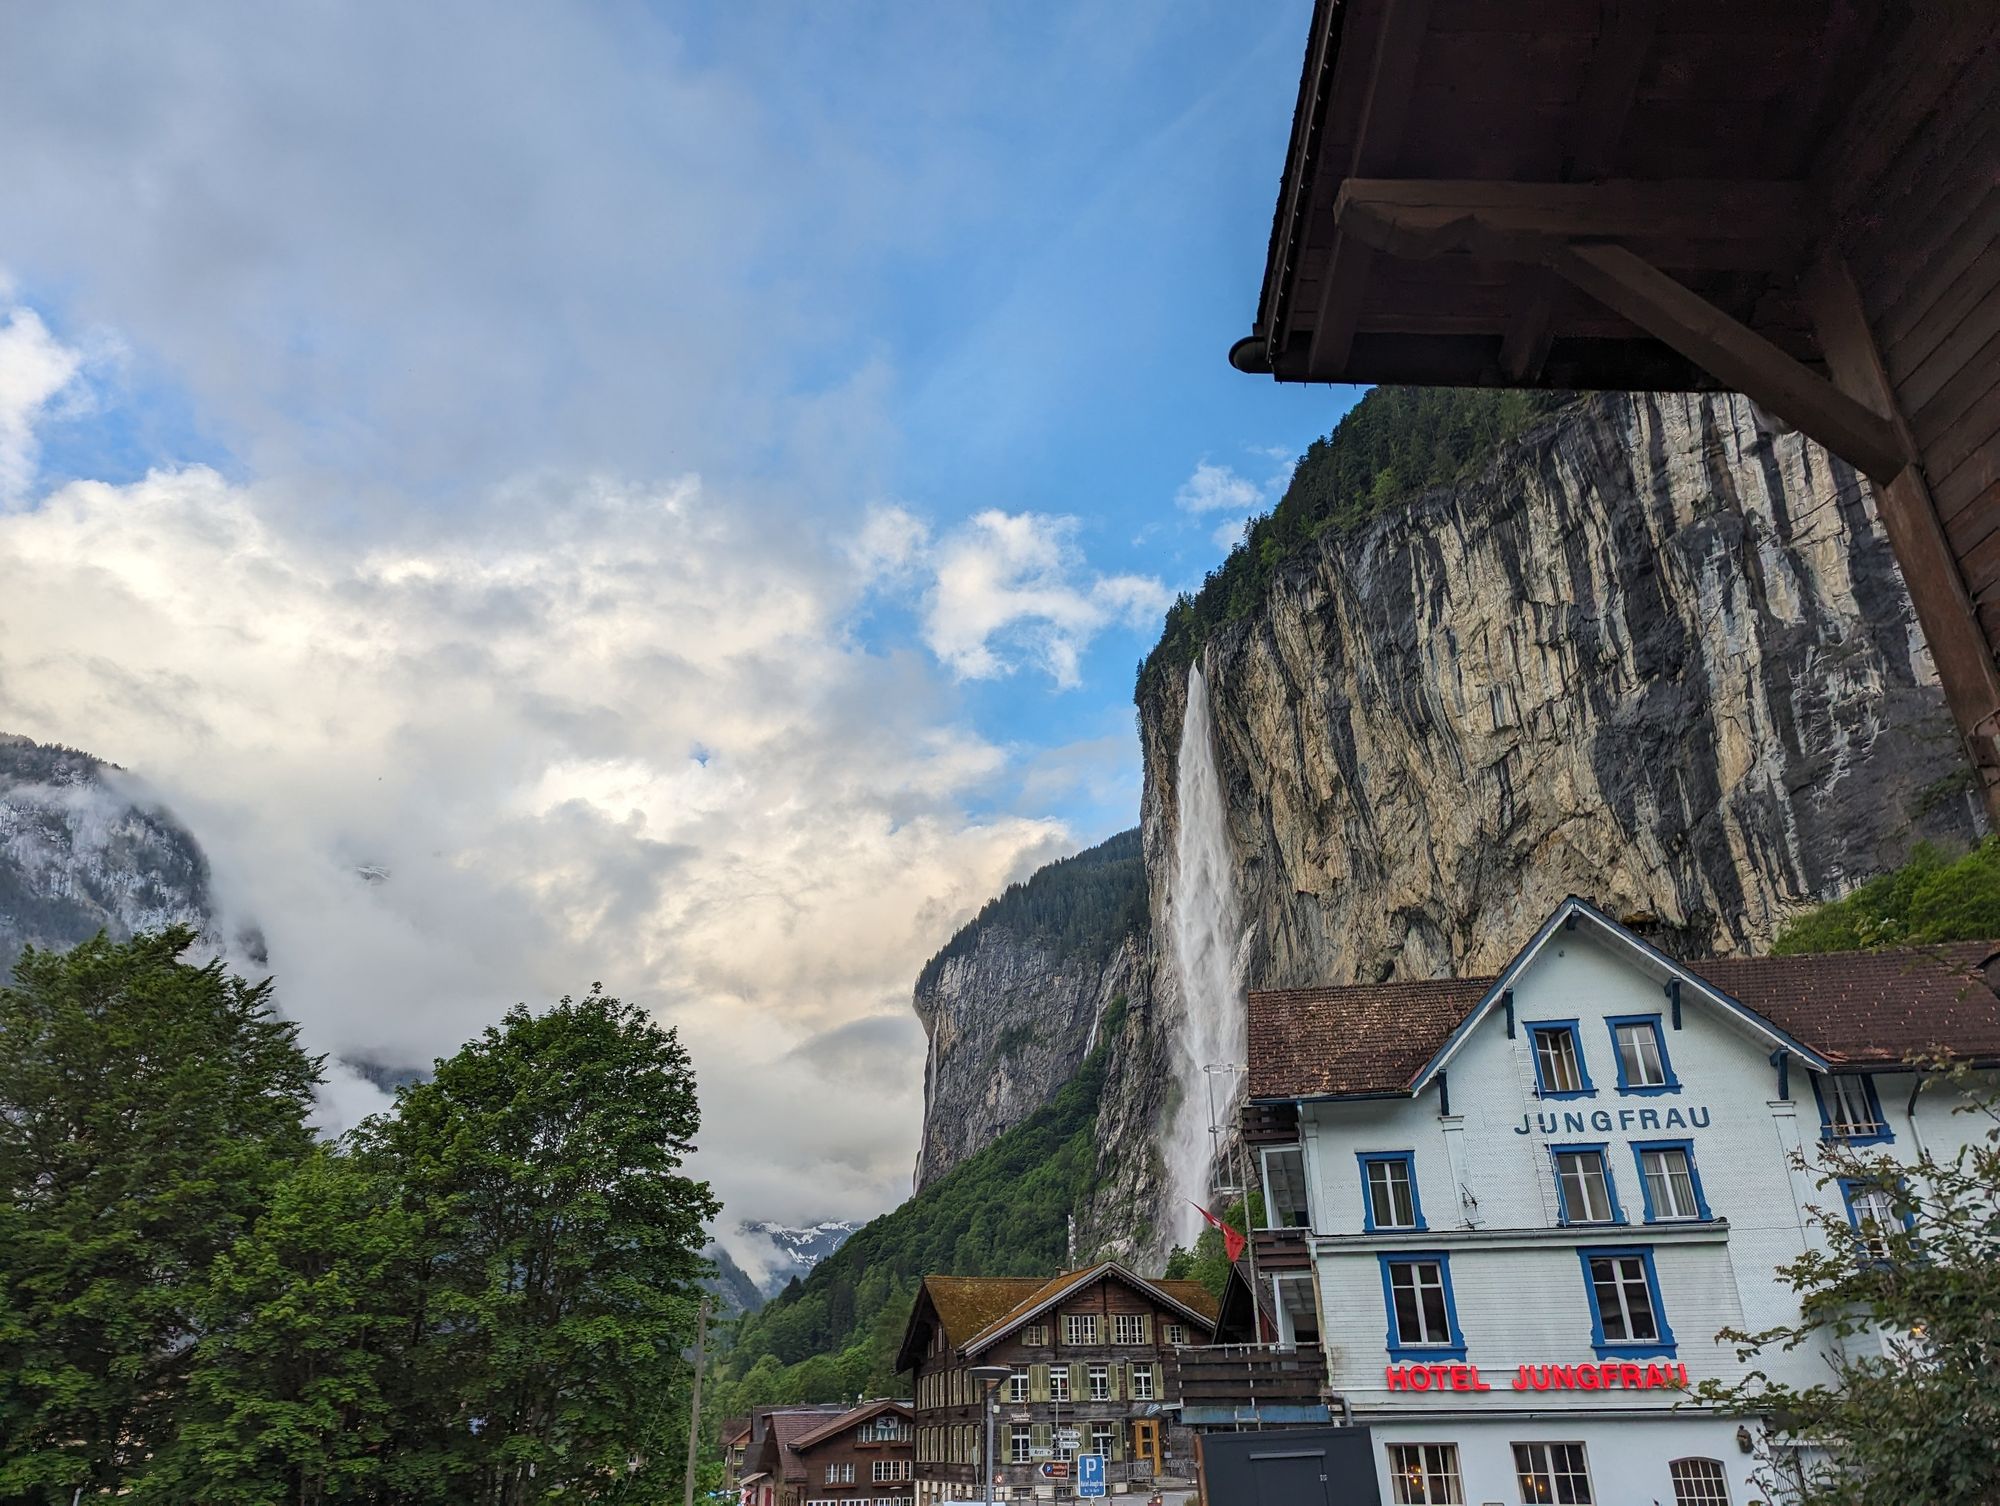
[1078,1453,1106,1498]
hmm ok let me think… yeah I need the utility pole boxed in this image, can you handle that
[683,1295,712,1506]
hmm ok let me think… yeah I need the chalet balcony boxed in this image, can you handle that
[1250,1226,1311,1272]
[1169,1343,1331,1428]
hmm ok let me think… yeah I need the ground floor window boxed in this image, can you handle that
[1386,1443,1462,1505]
[1513,1441,1592,1504]
[1088,1422,1115,1458]
[1669,1458,1730,1505]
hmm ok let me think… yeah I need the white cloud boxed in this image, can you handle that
[0,306,1076,1225]
[0,307,81,504]
[915,510,1169,688]
[1174,459,1263,515]
[1210,516,1251,551]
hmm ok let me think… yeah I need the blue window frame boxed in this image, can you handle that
[1576,1246,1676,1360]
[1377,1252,1465,1361]
[1630,1140,1712,1223]
[1838,1179,1913,1262]
[1357,1151,1426,1232]
[1549,1143,1625,1225]
[1605,1013,1680,1095]
[1528,1020,1595,1099]
[1812,1073,1894,1145]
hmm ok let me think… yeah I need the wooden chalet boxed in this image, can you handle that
[737,1403,858,1506]
[1230,0,2000,819]
[787,1400,915,1506]
[896,1262,1219,1499]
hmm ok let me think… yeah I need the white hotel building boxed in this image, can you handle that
[1244,896,2000,1506]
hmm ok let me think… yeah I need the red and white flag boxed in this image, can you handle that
[1190,1202,1247,1262]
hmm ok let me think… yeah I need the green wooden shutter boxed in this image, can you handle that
[1111,1426,1126,1463]
[1030,1363,1049,1402]
[1152,1361,1163,1401]
[1109,1363,1123,1401]
[1031,1422,1051,1453]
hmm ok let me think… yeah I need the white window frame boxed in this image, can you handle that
[1164,1322,1186,1345]
[1534,1026,1585,1094]
[826,1463,854,1485]
[1128,1363,1154,1401]
[1668,1457,1731,1505]
[1365,1156,1418,1230]
[1049,1365,1071,1402]
[1614,1020,1668,1087]
[1386,1443,1463,1505]
[1824,1075,1881,1137]
[1640,1147,1700,1220]
[1064,1313,1098,1345]
[1009,1425,1032,1465]
[1112,1313,1147,1345]
[1513,1442,1593,1504]
[1087,1363,1110,1401]
[1260,1143,1311,1229]
[1554,1149,1617,1224]
[1587,1255,1660,1343]
[1387,1259,1453,1348]
[1023,1323,1049,1346]
[1008,1365,1029,1403]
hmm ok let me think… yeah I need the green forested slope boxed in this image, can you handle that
[917,829,1145,993]
[708,1001,1124,1417]
[1773,837,2000,953]
[1140,386,1576,696]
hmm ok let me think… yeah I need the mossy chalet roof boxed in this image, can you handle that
[916,1262,1220,1364]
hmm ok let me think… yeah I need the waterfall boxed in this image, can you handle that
[1165,662,1247,1247]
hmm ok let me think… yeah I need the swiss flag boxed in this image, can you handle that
[1191,1202,1247,1263]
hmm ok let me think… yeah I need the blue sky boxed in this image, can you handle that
[0,1,1360,1227]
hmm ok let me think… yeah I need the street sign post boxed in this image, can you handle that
[1077,1453,1106,1498]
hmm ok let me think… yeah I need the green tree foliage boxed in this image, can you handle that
[0,935,718,1506]
[0,929,320,1502]
[368,990,721,1505]
[1138,386,1576,698]
[1773,838,2000,954]
[917,830,1146,993]
[1697,1061,2000,1503]
[709,1001,1129,1419]
[1160,1191,1260,1302]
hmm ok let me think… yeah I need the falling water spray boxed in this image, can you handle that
[1165,662,1247,1247]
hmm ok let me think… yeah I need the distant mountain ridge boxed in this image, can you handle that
[0,733,216,977]
[704,1218,862,1316]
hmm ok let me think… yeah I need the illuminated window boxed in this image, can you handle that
[1530,1024,1592,1098]
[1513,1442,1592,1503]
[1669,1458,1730,1505]
[1552,1147,1620,1224]
[1386,1443,1462,1505]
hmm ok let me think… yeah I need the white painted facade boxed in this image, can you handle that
[1255,905,1993,1506]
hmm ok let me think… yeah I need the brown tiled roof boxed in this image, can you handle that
[1249,977,1493,1099]
[958,1263,1221,1353]
[791,1399,913,1453]
[768,1412,829,1483]
[1249,941,2000,1099]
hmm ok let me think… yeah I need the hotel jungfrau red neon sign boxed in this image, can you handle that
[1384,1361,1690,1393]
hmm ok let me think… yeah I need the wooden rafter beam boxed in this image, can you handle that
[1306,0,1433,380]
[1504,0,1661,381]
[1548,242,1909,483]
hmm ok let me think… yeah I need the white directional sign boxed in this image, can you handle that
[1056,1428,1081,1446]
[1077,1453,1106,1498]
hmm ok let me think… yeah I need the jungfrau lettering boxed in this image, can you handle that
[1382,1361,1689,1392]
[1513,1105,1711,1135]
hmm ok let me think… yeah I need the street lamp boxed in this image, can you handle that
[969,1364,1012,1505]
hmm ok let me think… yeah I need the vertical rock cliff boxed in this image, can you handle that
[1074,390,1980,1266]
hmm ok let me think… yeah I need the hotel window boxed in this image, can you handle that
[1530,1022,1593,1098]
[1386,1443,1463,1505]
[1112,1313,1148,1344]
[1379,1254,1463,1357]
[1049,1364,1071,1402]
[1063,1314,1098,1345]
[1816,1073,1892,1144]
[1359,1151,1422,1231]
[1842,1181,1904,1262]
[1634,1142,1709,1222]
[1087,1364,1111,1401]
[1607,1014,1677,1093]
[1022,1323,1049,1346]
[1164,1323,1186,1345]
[1008,1365,1029,1403]
[1088,1423,1115,1459]
[1551,1146,1621,1224]
[1668,1458,1731,1505]
[1128,1363,1155,1401]
[826,1464,854,1485]
[1009,1425,1032,1465]
[1580,1249,1675,1356]
[1513,1442,1593,1504]
[1261,1145,1311,1228]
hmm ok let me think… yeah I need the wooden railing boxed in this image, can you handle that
[1170,1343,1326,1406]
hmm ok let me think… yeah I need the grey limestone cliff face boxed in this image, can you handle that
[0,733,215,976]
[1085,390,1981,1267]
[914,927,1148,1190]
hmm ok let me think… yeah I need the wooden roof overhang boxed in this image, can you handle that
[1232,0,2000,818]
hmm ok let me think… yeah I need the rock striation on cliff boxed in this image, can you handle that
[912,829,1148,1191]
[1074,389,1982,1267]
